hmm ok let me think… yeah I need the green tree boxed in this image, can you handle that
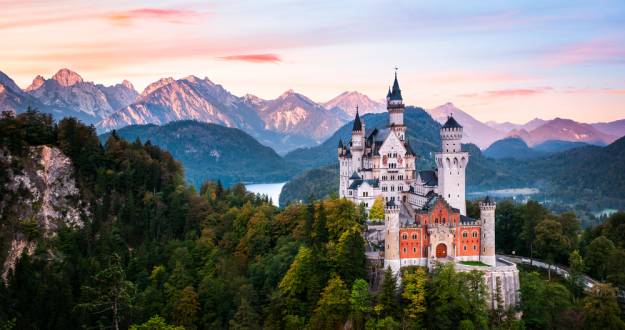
[534,218,571,279]
[581,283,625,330]
[401,267,427,329]
[310,275,351,329]
[378,267,398,318]
[335,226,366,286]
[369,197,385,222]
[606,248,625,289]
[568,250,586,298]
[171,286,200,329]
[76,254,136,330]
[584,236,616,280]
[349,279,372,329]
[229,298,261,330]
[313,203,329,246]
[130,315,184,330]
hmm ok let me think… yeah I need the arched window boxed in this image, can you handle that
[412,233,417,240]
[472,231,478,238]
[462,231,468,238]
[413,247,417,253]
[463,245,467,251]
[402,233,408,240]
[473,245,477,250]
[403,247,407,253]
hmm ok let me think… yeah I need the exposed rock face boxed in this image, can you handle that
[0,146,84,280]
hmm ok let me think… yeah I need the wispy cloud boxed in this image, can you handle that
[218,54,282,63]
[542,38,625,66]
[107,8,202,25]
[460,87,552,99]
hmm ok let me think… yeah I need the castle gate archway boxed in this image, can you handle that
[436,243,447,258]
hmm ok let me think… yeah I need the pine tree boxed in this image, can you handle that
[309,275,350,329]
[313,203,329,246]
[349,279,372,329]
[401,267,426,328]
[171,286,200,329]
[379,267,398,318]
[229,298,260,330]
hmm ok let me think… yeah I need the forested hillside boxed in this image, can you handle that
[1,110,624,329]
[100,121,298,187]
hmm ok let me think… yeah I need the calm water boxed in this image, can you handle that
[468,188,540,198]
[245,182,287,207]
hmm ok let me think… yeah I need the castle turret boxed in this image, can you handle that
[387,71,406,140]
[384,200,401,274]
[351,108,365,171]
[435,116,469,215]
[480,196,496,266]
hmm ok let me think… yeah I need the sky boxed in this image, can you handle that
[1,0,624,123]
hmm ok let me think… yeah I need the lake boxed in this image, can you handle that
[245,182,287,207]
[468,188,540,199]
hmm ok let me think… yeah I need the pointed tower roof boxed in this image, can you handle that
[352,108,362,131]
[386,87,392,99]
[390,70,402,101]
[338,139,344,148]
[442,115,462,129]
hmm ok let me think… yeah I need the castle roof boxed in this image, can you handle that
[352,110,362,131]
[389,72,402,101]
[442,116,462,129]
[338,139,344,148]
[460,215,478,224]
[349,171,361,180]
[418,170,438,186]
[404,140,416,156]
[348,178,379,190]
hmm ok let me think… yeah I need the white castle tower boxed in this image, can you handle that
[384,201,400,273]
[351,109,365,172]
[435,117,469,215]
[480,197,496,266]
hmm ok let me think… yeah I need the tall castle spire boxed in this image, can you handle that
[387,69,405,137]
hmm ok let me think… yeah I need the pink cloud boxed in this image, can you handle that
[428,70,535,84]
[107,8,202,25]
[218,54,282,63]
[542,39,625,66]
[461,87,552,99]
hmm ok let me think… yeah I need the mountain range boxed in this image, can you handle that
[506,118,617,146]
[0,68,390,154]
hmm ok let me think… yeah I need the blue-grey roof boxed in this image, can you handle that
[460,215,478,224]
[349,172,361,180]
[348,178,379,190]
[442,116,462,129]
[419,170,438,186]
[389,73,402,101]
[352,110,362,131]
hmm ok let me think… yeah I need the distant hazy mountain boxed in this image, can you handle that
[533,140,589,153]
[486,118,547,133]
[246,89,350,143]
[25,69,137,123]
[483,137,541,159]
[100,120,298,187]
[0,71,40,114]
[427,102,505,148]
[508,118,617,146]
[322,91,385,117]
[592,119,625,139]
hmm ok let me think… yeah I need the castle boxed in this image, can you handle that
[338,72,519,308]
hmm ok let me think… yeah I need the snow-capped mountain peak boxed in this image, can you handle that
[323,90,384,117]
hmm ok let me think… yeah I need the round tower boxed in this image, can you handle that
[384,200,401,275]
[480,196,496,266]
[435,116,469,215]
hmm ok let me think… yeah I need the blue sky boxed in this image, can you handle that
[1,0,624,123]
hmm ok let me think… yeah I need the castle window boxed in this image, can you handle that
[463,245,467,251]
[403,247,407,253]
[462,231,468,238]
[413,247,417,253]
[402,233,408,240]
[473,245,477,250]
[412,233,417,240]
[349,191,352,196]
[472,231,478,238]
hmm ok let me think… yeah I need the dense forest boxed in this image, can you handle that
[0,110,624,329]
